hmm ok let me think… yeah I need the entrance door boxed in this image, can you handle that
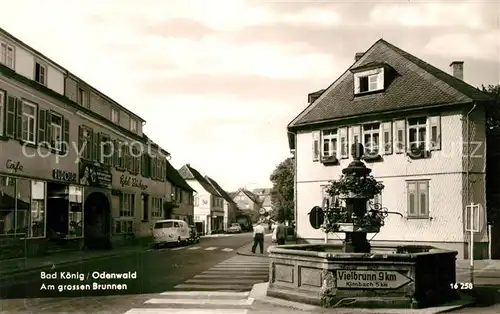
[142,194,149,221]
[83,192,111,249]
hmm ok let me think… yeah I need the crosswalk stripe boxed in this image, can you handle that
[221,248,233,252]
[125,309,248,314]
[185,278,261,284]
[207,268,267,271]
[204,247,218,250]
[145,298,254,305]
[171,247,184,251]
[211,265,268,268]
[217,262,267,266]
[188,247,201,250]
[159,291,249,297]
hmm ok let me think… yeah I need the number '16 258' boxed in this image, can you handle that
[450,282,473,289]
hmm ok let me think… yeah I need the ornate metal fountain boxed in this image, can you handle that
[309,142,403,253]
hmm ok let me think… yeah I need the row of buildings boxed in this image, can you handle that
[286,39,499,260]
[0,27,269,258]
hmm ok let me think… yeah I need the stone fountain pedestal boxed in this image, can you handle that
[266,244,458,309]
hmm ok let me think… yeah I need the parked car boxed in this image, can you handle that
[188,225,200,244]
[227,223,242,233]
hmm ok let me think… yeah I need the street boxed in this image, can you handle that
[0,232,267,313]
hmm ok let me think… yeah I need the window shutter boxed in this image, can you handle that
[382,122,392,154]
[407,182,416,216]
[62,118,69,154]
[124,144,130,171]
[339,127,348,158]
[418,182,429,216]
[354,74,361,94]
[376,69,385,90]
[429,116,441,150]
[113,140,120,167]
[5,96,16,138]
[312,131,320,161]
[78,126,84,159]
[46,111,52,148]
[15,98,22,140]
[38,109,46,144]
[394,120,405,153]
[141,154,146,177]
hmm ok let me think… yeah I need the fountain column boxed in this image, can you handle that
[341,143,372,253]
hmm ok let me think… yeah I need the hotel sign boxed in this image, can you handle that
[336,270,412,289]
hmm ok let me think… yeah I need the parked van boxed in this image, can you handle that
[152,219,190,248]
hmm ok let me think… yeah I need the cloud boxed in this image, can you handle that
[369,2,486,29]
[139,19,215,39]
[124,37,338,80]
[424,31,500,62]
[136,74,326,103]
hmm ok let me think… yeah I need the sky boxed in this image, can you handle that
[0,0,499,192]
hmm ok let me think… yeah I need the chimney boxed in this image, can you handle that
[307,89,325,104]
[355,52,364,62]
[450,61,464,81]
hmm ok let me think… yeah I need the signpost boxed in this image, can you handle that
[336,270,412,289]
[465,202,480,284]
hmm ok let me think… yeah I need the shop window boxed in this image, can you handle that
[30,180,46,238]
[67,186,83,238]
[0,177,31,237]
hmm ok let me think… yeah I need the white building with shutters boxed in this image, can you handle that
[286,39,494,259]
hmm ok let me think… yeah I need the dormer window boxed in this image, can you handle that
[351,64,388,95]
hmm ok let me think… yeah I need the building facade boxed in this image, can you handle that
[0,27,170,257]
[231,188,263,223]
[165,160,195,224]
[287,39,494,259]
[253,188,273,213]
[178,164,224,234]
[205,176,237,231]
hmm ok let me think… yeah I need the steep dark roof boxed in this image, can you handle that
[178,164,221,196]
[166,161,195,193]
[240,189,262,206]
[289,39,493,128]
[205,176,235,203]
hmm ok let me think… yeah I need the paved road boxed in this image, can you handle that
[0,233,255,313]
[124,255,269,313]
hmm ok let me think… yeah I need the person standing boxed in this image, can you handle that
[252,222,265,254]
[276,221,287,245]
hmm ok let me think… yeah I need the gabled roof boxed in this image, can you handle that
[166,160,195,193]
[205,176,236,204]
[178,164,221,197]
[239,188,263,206]
[289,38,493,129]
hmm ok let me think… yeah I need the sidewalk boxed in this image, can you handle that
[0,244,149,277]
[456,259,500,271]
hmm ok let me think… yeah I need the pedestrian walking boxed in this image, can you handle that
[252,222,265,254]
[276,221,287,245]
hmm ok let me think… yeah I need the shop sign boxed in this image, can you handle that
[120,174,148,190]
[52,169,77,183]
[5,160,23,173]
[79,162,112,188]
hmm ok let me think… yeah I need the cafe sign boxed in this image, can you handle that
[5,160,23,173]
[336,270,412,289]
[52,169,77,183]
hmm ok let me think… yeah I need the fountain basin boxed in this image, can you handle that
[267,244,458,309]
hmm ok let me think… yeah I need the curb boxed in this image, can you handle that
[0,248,147,278]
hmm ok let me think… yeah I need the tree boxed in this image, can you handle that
[483,84,500,224]
[482,84,500,132]
[270,157,294,223]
